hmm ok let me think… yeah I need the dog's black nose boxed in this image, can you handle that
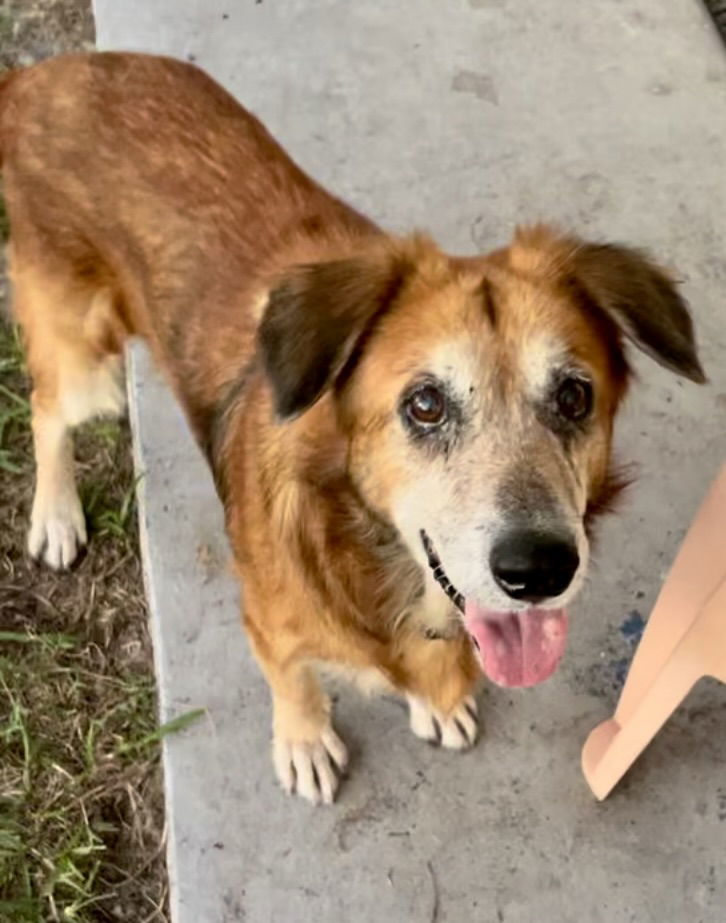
[490,531,579,603]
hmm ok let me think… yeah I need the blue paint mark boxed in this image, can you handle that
[620,610,645,647]
[610,658,630,689]
[585,611,646,697]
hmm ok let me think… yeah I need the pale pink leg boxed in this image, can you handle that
[582,463,726,800]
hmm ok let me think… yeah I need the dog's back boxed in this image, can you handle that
[0,53,375,443]
[0,52,352,294]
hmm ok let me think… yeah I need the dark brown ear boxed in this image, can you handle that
[572,243,706,383]
[258,250,410,419]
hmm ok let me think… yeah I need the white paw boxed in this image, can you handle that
[408,694,479,750]
[28,491,87,569]
[273,724,348,805]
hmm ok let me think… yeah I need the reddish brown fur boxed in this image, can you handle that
[0,53,702,802]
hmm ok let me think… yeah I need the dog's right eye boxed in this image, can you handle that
[405,384,447,427]
[555,376,593,422]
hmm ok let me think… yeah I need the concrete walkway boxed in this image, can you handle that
[94,2,726,921]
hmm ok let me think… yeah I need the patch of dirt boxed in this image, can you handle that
[0,0,94,71]
[0,2,168,921]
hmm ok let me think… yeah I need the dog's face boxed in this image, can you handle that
[259,226,704,686]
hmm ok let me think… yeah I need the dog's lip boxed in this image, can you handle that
[419,529,464,613]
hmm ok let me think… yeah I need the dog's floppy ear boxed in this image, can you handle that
[258,249,410,419]
[571,242,705,383]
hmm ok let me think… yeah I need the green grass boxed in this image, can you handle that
[0,630,196,921]
[0,309,172,920]
[0,10,13,48]
[0,332,169,918]
[0,323,29,475]
[0,213,169,919]
[0,4,168,916]
[0,640,149,921]
[81,467,144,544]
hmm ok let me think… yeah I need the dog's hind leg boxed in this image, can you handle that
[27,389,88,569]
[9,245,126,568]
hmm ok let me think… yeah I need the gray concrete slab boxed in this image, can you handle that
[96,1,726,920]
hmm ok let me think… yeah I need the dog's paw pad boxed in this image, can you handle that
[28,493,87,570]
[273,725,348,805]
[408,694,479,750]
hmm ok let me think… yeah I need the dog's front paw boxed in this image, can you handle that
[28,490,87,569]
[272,724,349,805]
[407,694,479,750]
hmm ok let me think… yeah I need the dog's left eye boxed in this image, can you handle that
[405,384,447,427]
[555,377,593,422]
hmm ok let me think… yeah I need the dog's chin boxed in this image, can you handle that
[419,529,571,689]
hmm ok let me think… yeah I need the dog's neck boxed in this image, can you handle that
[287,449,466,644]
[220,376,462,643]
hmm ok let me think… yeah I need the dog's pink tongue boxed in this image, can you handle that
[465,603,568,687]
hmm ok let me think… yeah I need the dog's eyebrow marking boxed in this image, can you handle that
[479,279,497,327]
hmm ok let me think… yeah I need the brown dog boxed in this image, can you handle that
[0,53,703,803]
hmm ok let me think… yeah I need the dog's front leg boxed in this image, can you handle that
[244,612,348,805]
[269,661,348,805]
[398,634,482,750]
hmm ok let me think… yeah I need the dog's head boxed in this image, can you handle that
[258,226,704,687]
